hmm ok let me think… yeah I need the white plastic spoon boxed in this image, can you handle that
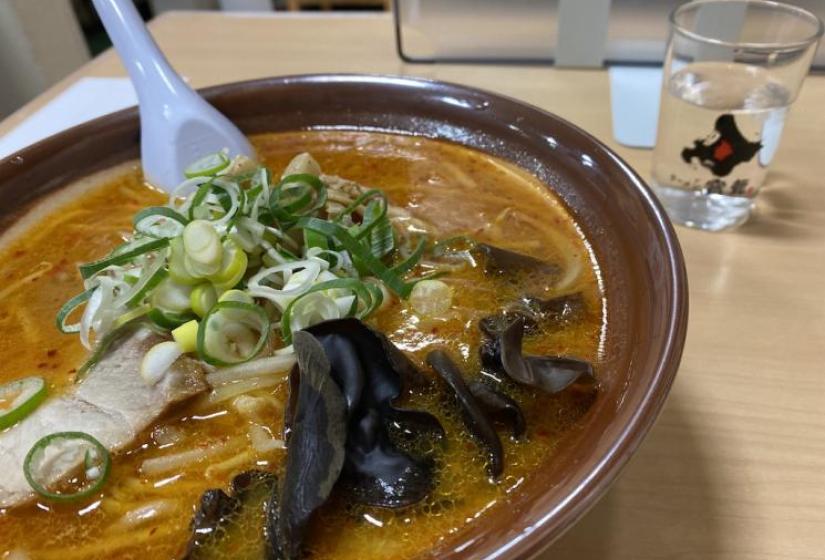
[92,0,253,192]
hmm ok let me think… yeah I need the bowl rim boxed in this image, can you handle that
[0,73,688,559]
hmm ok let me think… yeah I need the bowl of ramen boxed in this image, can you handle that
[0,75,687,560]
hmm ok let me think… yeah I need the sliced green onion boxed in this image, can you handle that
[57,154,448,372]
[297,217,414,297]
[269,174,327,225]
[409,279,453,316]
[246,185,264,207]
[365,201,394,258]
[168,236,200,286]
[184,253,221,278]
[229,217,262,253]
[366,281,389,314]
[333,189,384,223]
[56,288,95,334]
[431,235,478,268]
[282,152,321,177]
[0,376,47,430]
[133,207,189,239]
[334,189,389,241]
[215,184,238,215]
[113,304,151,328]
[208,239,248,292]
[190,283,218,318]
[108,237,155,257]
[306,247,346,271]
[281,277,381,342]
[303,228,328,252]
[151,277,193,314]
[79,238,168,280]
[246,259,323,310]
[186,179,241,229]
[391,237,427,276]
[184,152,230,178]
[115,257,168,309]
[216,290,256,322]
[23,431,111,502]
[147,308,196,330]
[84,449,95,471]
[187,182,214,221]
[172,320,199,353]
[197,301,270,366]
[141,340,184,385]
[288,292,344,335]
[169,175,211,210]
[218,289,255,306]
[183,220,222,268]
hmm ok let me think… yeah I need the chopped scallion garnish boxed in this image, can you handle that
[23,431,111,502]
[197,301,270,366]
[184,152,230,178]
[58,152,448,371]
[0,376,47,430]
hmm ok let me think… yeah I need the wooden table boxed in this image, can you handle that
[2,12,823,560]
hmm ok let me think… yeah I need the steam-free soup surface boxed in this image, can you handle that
[0,131,603,559]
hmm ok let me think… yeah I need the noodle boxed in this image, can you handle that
[438,160,477,191]
[15,308,39,345]
[204,449,256,479]
[206,376,284,404]
[140,438,244,476]
[205,355,295,387]
[33,525,180,559]
[0,262,52,300]
[108,499,177,531]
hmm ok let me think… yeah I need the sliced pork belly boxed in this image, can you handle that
[0,327,206,508]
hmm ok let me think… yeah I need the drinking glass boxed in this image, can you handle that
[651,0,823,231]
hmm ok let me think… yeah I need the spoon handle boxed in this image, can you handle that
[92,0,192,104]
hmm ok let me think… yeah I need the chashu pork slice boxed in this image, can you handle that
[0,327,206,508]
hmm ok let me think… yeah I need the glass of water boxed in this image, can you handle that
[651,0,823,231]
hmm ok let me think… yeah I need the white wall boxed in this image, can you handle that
[0,0,90,119]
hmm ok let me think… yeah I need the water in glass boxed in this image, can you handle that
[651,61,791,231]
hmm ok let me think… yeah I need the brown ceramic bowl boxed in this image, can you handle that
[0,75,687,559]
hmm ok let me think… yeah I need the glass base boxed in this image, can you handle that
[652,184,754,232]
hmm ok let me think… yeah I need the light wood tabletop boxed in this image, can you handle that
[2,12,823,560]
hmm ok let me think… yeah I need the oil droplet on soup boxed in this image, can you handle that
[0,131,603,560]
